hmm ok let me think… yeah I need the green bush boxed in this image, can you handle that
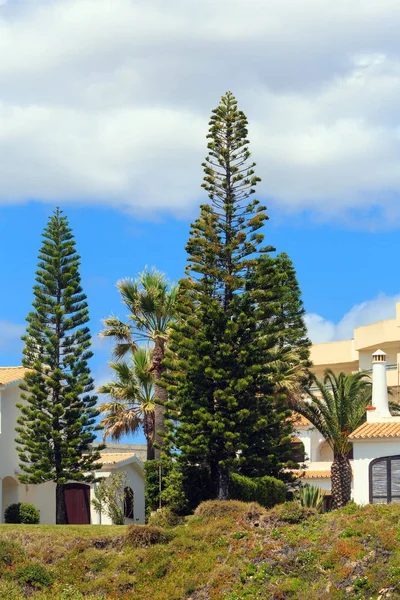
[148,508,183,528]
[273,501,316,524]
[194,500,265,520]
[14,563,53,588]
[125,525,174,547]
[229,473,286,509]
[0,540,26,567]
[145,460,214,516]
[4,502,40,524]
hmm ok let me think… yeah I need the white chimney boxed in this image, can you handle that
[371,349,391,418]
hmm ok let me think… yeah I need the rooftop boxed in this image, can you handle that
[0,367,28,386]
[349,421,400,440]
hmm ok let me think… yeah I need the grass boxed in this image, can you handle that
[0,501,400,599]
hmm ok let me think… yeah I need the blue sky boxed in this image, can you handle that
[2,0,400,443]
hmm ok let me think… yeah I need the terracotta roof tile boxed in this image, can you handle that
[0,367,28,386]
[349,421,400,440]
[290,413,311,427]
[99,452,135,466]
[295,469,331,479]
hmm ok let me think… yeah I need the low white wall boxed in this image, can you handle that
[352,440,400,505]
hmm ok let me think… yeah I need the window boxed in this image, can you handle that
[369,456,400,504]
[124,487,134,519]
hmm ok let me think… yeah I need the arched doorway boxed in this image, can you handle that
[124,487,134,520]
[2,476,19,520]
[64,483,91,524]
[318,441,334,462]
[291,438,305,463]
[369,455,400,504]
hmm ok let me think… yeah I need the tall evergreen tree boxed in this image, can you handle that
[164,92,294,499]
[16,208,102,524]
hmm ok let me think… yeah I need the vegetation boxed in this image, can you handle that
[16,208,103,524]
[101,269,178,459]
[1,501,400,598]
[4,503,40,524]
[92,471,130,525]
[229,473,287,508]
[297,484,324,512]
[291,369,372,509]
[164,91,306,502]
[98,348,156,459]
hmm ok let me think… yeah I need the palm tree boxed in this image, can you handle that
[98,348,156,460]
[290,369,372,510]
[101,269,178,459]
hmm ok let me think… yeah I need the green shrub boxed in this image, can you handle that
[194,500,265,521]
[4,502,40,524]
[14,562,53,588]
[229,473,286,509]
[298,484,324,511]
[272,501,316,524]
[145,460,214,516]
[0,540,26,567]
[148,508,183,528]
[125,525,173,547]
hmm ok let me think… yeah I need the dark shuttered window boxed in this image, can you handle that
[369,456,400,504]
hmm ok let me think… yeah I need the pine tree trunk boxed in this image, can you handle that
[331,453,352,510]
[56,483,67,524]
[153,341,167,460]
[218,466,230,500]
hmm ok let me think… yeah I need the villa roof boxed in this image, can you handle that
[295,469,331,479]
[0,367,28,386]
[99,452,136,466]
[349,421,400,440]
[290,413,311,428]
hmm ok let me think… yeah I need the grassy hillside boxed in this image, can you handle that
[0,501,400,599]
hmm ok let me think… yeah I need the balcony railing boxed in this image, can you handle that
[309,364,399,392]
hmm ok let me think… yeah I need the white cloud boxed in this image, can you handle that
[305,293,400,343]
[3,1,400,223]
[0,320,25,353]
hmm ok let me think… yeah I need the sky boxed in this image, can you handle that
[2,0,400,441]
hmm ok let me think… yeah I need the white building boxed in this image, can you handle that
[0,367,145,524]
[294,348,400,505]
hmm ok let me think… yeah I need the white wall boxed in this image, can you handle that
[90,462,145,525]
[352,440,400,505]
[0,386,23,478]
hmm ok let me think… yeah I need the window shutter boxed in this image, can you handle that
[372,460,387,502]
[391,459,400,500]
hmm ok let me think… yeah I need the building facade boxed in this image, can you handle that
[294,302,400,500]
[0,368,146,524]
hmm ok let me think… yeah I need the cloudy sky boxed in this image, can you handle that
[2,0,400,398]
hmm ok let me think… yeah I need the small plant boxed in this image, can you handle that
[298,484,324,512]
[91,471,128,525]
[0,540,26,567]
[4,502,40,524]
[148,508,182,528]
[125,525,173,547]
[274,501,316,524]
[14,563,53,588]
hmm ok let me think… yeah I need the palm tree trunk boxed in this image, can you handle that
[153,341,167,460]
[331,453,352,509]
[144,411,155,461]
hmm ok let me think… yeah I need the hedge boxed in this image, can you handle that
[229,473,286,508]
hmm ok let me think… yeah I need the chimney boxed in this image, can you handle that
[371,349,391,418]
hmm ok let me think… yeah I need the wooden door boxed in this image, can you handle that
[64,483,91,524]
